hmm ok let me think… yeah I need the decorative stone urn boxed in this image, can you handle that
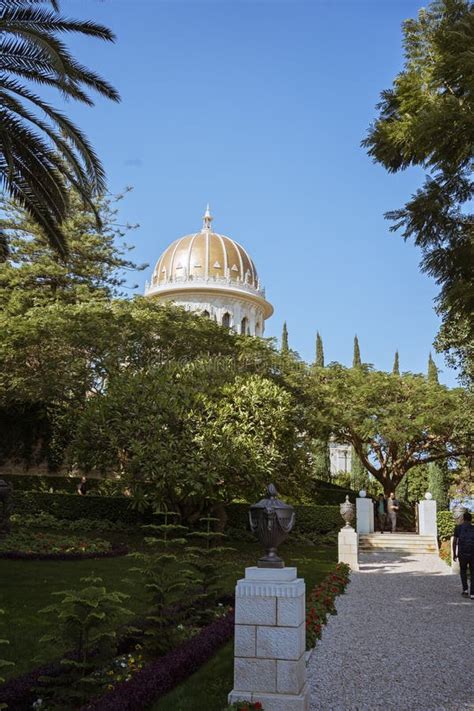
[340,495,355,529]
[249,483,295,568]
[452,503,466,525]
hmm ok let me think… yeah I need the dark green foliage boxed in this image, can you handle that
[129,511,198,655]
[427,461,450,509]
[352,335,361,368]
[311,439,331,481]
[437,510,455,541]
[393,350,400,375]
[12,492,148,525]
[350,447,369,492]
[315,332,324,367]
[0,1,119,255]
[363,0,474,384]
[0,609,14,691]
[38,575,132,708]
[403,465,430,503]
[187,515,235,620]
[281,321,289,353]
[428,352,439,384]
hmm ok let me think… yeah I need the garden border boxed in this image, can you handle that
[0,545,129,561]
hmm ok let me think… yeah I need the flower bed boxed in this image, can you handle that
[82,609,235,711]
[306,562,350,649]
[0,530,128,560]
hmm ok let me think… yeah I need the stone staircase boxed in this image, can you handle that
[359,533,438,554]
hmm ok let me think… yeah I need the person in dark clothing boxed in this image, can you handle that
[77,476,88,496]
[375,494,388,533]
[453,511,474,599]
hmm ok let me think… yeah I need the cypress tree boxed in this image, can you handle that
[393,350,400,375]
[281,321,289,353]
[312,439,331,481]
[427,462,449,509]
[315,331,325,367]
[427,352,439,384]
[352,335,361,368]
[351,446,368,492]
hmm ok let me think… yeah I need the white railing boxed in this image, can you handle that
[145,274,266,298]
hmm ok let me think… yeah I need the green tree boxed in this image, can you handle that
[428,352,439,384]
[129,511,196,654]
[187,514,235,620]
[351,446,369,492]
[0,188,142,314]
[311,439,331,482]
[393,350,400,375]
[39,576,132,707]
[281,321,289,353]
[315,331,325,367]
[352,335,361,368]
[427,461,450,509]
[308,364,471,496]
[0,0,120,255]
[73,366,307,515]
[363,0,474,384]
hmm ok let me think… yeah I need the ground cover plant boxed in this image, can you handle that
[0,530,112,557]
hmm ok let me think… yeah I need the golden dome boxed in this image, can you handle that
[150,206,260,290]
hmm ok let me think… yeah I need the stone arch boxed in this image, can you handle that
[222,312,231,329]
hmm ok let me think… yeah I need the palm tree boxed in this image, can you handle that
[0,0,120,257]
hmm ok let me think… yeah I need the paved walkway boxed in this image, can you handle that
[308,551,473,711]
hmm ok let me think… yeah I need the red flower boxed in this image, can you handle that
[254,704,263,710]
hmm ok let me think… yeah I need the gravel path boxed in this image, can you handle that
[308,551,474,711]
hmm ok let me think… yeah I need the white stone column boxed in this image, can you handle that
[356,497,374,534]
[418,497,437,537]
[450,536,460,575]
[338,526,359,571]
[228,566,309,711]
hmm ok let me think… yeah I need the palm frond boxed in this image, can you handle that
[0,0,119,254]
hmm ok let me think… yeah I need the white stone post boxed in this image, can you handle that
[450,536,460,574]
[418,494,438,537]
[228,566,309,711]
[338,525,359,571]
[356,495,374,534]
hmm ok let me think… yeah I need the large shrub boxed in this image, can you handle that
[437,511,455,541]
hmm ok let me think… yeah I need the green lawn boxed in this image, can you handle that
[0,534,336,710]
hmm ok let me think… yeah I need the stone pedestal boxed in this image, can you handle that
[418,499,437,536]
[228,566,309,711]
[356,497,374,534]
[338,525,359,570]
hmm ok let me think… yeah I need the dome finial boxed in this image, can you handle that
[202,203,213,231]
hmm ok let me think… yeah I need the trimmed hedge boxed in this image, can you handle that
[437,510,455,541]
[12,491,150,525]
[12,492,346,535]
[226,502,342,535]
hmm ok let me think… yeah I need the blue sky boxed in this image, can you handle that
[63,0,456,384]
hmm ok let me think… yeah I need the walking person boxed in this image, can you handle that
[387,492,400,533]
[375,493,387,533]
[453,511,474,599]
